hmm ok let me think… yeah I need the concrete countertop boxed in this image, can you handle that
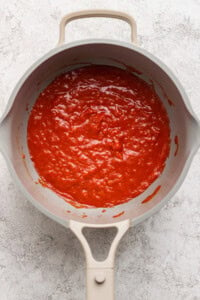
[0,0,200,299]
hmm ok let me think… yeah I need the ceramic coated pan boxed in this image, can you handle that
[0,10,200,300]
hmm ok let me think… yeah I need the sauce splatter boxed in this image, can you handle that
[142,185,161,204]
[21,152,33,180]
[113,211,125,218]
[81,213,88,218]
[174,135,179,156]
[153,80,174,107]
[27,65,170,208]
[102,209,106,213]
[167,98,174,106]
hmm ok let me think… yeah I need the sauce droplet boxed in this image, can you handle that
[142,185,161,204]
[112,211,125,218]
[174,135,179,156]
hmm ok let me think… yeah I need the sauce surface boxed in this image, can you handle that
[27,65,170,208]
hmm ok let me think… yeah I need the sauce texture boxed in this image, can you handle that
[27,65,170,208]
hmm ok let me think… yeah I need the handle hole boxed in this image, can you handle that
[64,18,131,43]
[82,227,117,261]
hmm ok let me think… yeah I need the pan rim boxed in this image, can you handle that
[0,38,199,227]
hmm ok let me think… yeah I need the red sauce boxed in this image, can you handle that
[174,135,179,156]
[27,65,170,208]
[113,211,125,218]
[142,185,161,204]
[81,213,88,219]
[151,80,174,107]
[167,98,174,106]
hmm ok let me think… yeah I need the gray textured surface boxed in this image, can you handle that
[0,1,200,299]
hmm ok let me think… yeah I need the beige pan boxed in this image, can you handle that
[0,10,200,300]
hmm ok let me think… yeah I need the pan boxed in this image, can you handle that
[0,10,200,300]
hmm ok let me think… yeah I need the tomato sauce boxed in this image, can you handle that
[174,135,179,156]
[142,185,161,204]
[113,211,125,218]
[27,65,170,208]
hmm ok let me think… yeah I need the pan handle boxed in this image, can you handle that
[57,10,137,46]
[70,219,130,300]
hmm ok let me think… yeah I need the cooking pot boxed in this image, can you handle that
[0,10,200,300]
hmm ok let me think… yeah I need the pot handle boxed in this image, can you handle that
[69,219,130,300]
[58,10,137,46]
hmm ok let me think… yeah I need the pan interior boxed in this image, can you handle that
[5,42,192,225]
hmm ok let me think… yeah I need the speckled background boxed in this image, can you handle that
[0,1,200,299]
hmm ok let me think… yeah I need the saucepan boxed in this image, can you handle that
[0,10,200,299]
